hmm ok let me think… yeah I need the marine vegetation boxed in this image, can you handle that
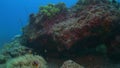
[55,2,68,13]
[73,0,119,12]
[40,4,60,18]
[40,3,67,19]
[0,37,32,65]
[22,0,120,59]
[0,0,120,68]
[6,54,47,68]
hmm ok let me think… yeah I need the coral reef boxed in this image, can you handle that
[22,0,120,57]
[6,54,47,68]
[0,36,32,64]
[0,54,7,64]
[60,60,84,68]
[40,2,67,19]
[22,2,68,43]
[1,0,120,68]
[40,4,60,18]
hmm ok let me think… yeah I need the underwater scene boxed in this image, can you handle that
[1,0,120,68]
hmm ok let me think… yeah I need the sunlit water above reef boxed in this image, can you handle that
[0,0,120,68]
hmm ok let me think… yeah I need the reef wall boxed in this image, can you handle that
[22,0,120,58]
[0,0,120,68]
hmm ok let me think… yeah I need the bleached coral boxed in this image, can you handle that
[6,54,47,68]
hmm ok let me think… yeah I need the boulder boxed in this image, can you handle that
[60,60,84,68]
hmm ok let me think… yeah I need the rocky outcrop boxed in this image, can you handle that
[61,60,84,68]
[0,0,120,68]
[22,0,120,57]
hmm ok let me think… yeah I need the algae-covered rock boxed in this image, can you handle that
[0,36,32,64]
[40,4,60,18]
[0,54,7,64]
[6,54,47,68]
[22,0,120,58]
[40,3,67,19]
[61,60,84,68]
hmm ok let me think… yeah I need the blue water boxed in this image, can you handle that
[0,0,77,47]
